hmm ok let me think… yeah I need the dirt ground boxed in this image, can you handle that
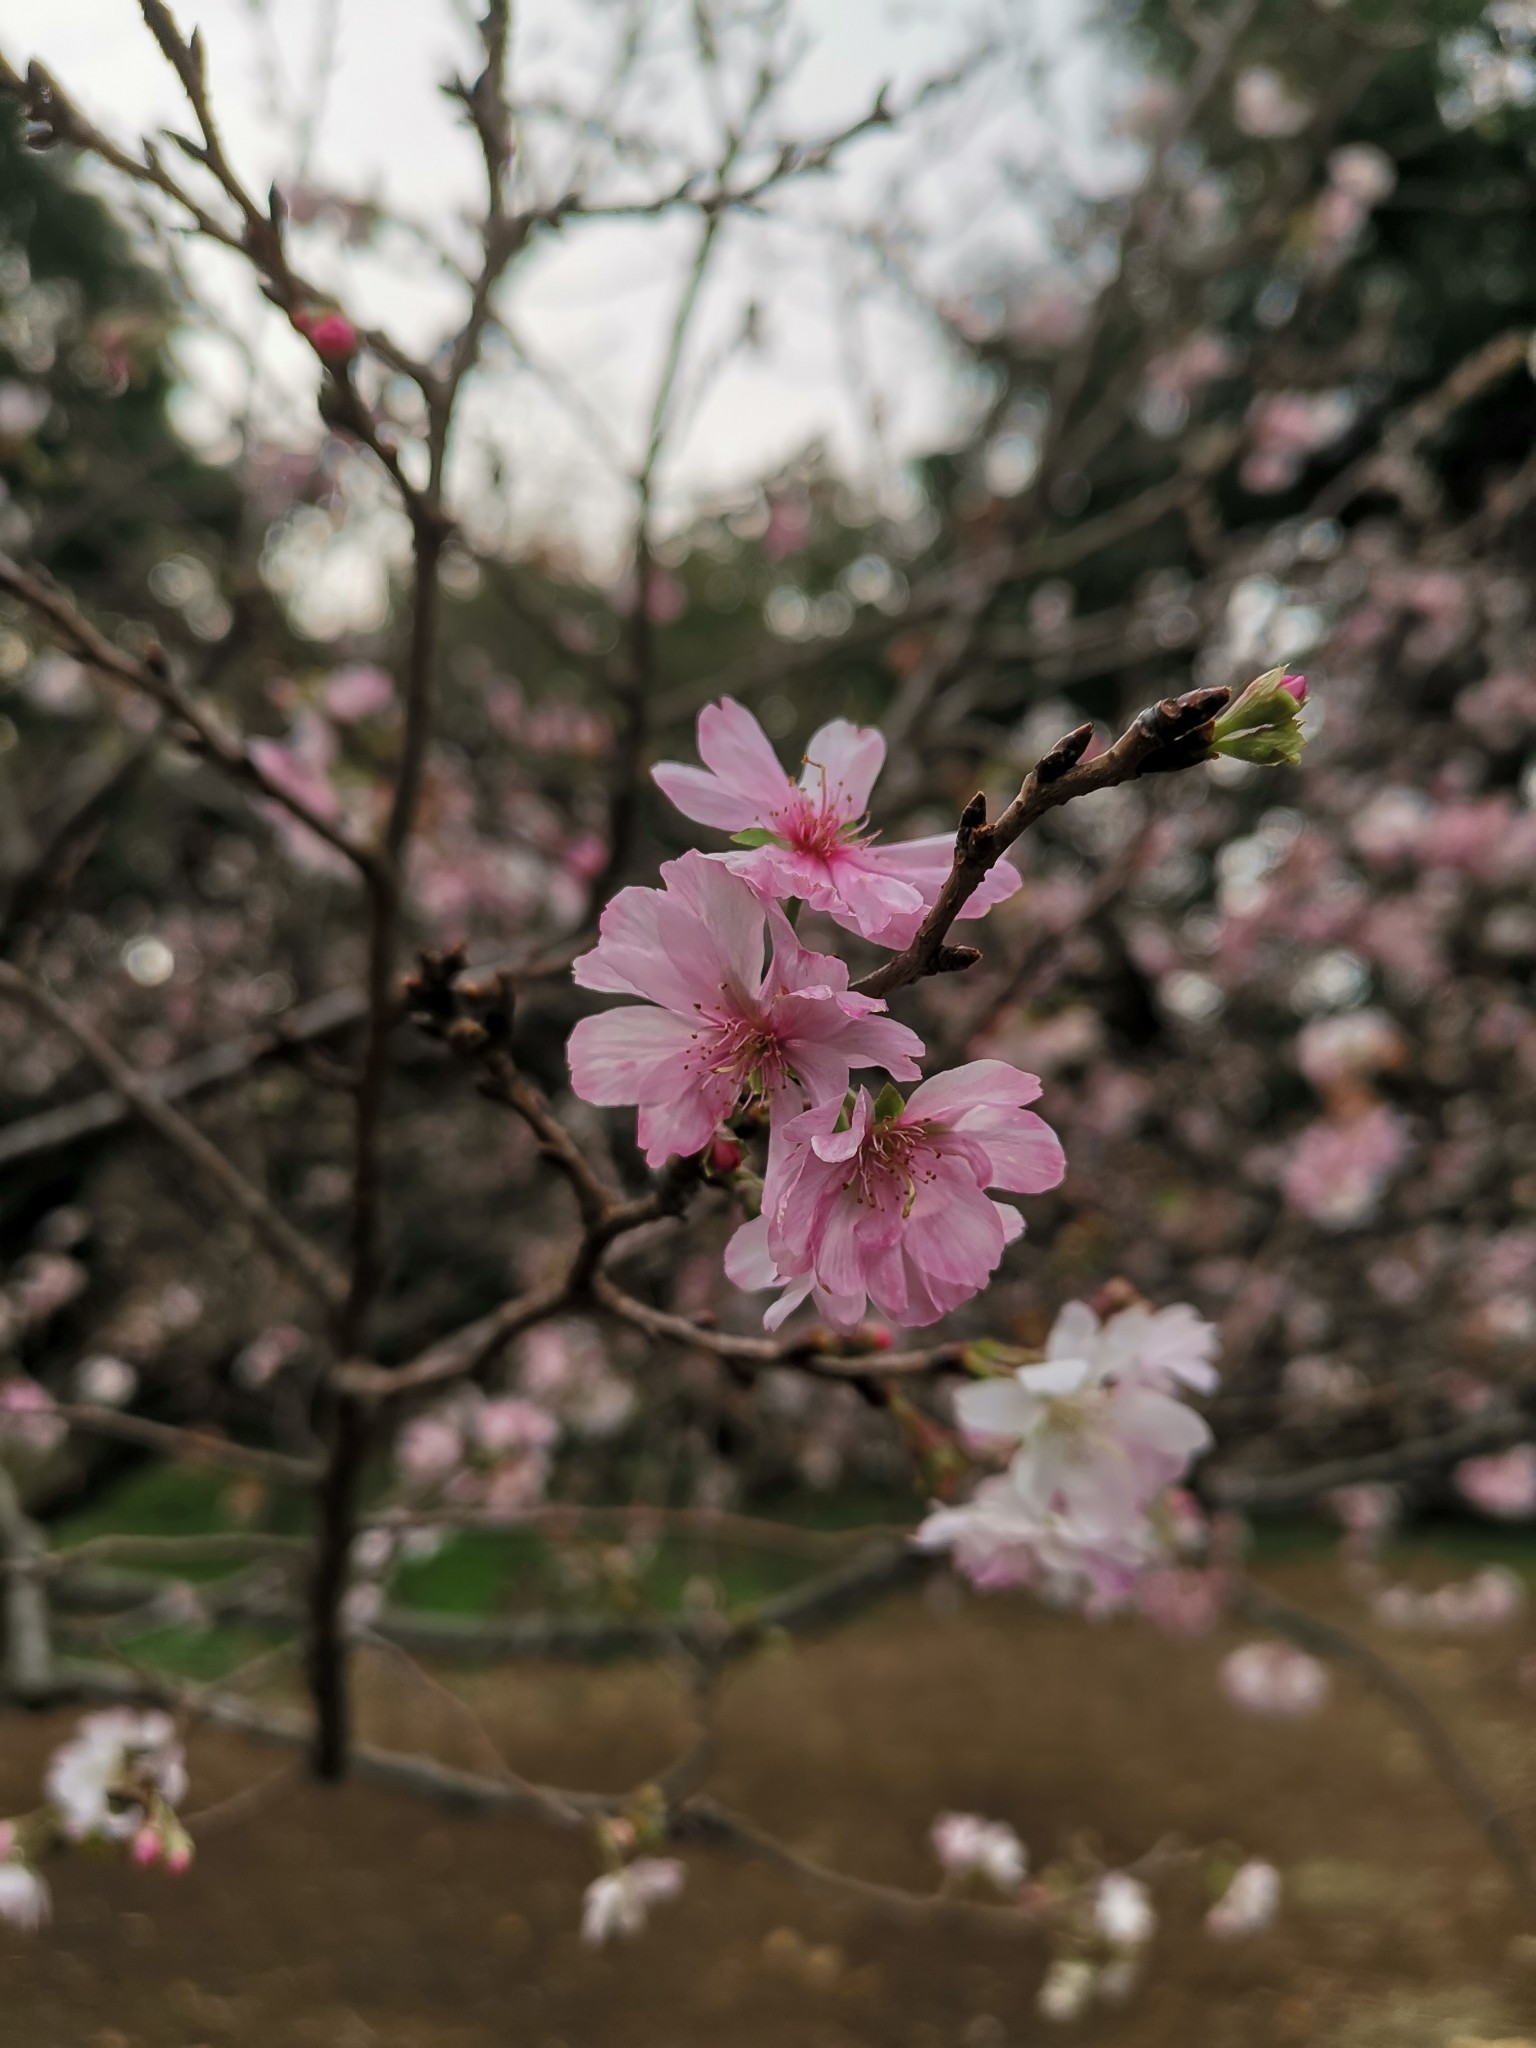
[4,1559,1536,2048]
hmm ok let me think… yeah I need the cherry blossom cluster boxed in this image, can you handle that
[569,699,1066,1328]
[917,1300,1218,1610]
[0,1710,193,1933]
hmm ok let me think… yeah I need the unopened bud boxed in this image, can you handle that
[293,305,361,366]
[131,1826,162,1869]
[709,1135,744,1175]
[1209,667,1309,767]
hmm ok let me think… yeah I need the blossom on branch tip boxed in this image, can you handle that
[580,1857,685,1943]
[652,697,1021,947]
[725,1061,1064,1332]
[1094,1872,1155,1950]
[569,852,922,1166]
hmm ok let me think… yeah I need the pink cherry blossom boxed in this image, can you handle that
[725,1061,1064,1332]
[321,663,394,722]
[651,698,1021,947]
[569,851,922,1167]
[0,1857,50,1932]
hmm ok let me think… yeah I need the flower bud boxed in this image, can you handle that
[131,1826,162,1869]
[1209,667,1309,767]
[293,306,361,365]
[709,1135,744,1175]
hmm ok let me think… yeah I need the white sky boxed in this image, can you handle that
[0,0,1126,590]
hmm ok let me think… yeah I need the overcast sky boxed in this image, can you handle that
[0,0,1125,595]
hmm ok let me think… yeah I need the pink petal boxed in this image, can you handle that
[697,698,793,809]
[567,1008,698,1104]
[651,762,763,833]
[799,719,886,819]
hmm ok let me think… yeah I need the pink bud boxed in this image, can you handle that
[293,306,360,365]
[1279,672,1307,705]
[709,1135,744,1174]
[0,1822,14,1860]
[131,1827,162,1868]
[854,1322,893,1352]
[165,1839,194,1876]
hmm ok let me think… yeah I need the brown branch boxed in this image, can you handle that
[852,686,1231,1001]
[0,550,377,875]
[58,1403,320,1486]
[0,962,346,1309]
[1207,1407,1536,1512]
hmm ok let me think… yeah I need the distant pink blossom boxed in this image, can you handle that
[1219,1641,1330,1718]
[581,1857,685,1943]
[0,1377,65,1459]
[569,852,922,1167]
[1137,1564,1231,1639]
[931,1812,1026,1892]
[725,1061,1064,1332]
[652,699,1021,948]
[1295,1009,1406,1094]
[1373,1565,1524,1632]
[1206,1860,1280,1939]
[0,1856,50,1932]
[321,664,393,722]
[1281,1103,1411,1229]
[1455,1444,1536,1520]
[1234,65,1313,137]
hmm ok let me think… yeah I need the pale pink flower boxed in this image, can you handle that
[0,1857,50,1932]
[1136,1563,1231,1639]
[570,852,922,1167]
[1095,1872,1155,1950]
[1281,1104,1411,1230]
[652,699,1021,947]
[396,1412,464,1486]
[1037,1957,1096,2021]
[1374,1566,1524,1633]
[915,1474,1156,1611]
[1219,1641,1330,1718]
[321,663,393,722]
[931,1812,1026,1892]
[581,1857,685,1944]
[1456,1444,1536,1520]
[1206,1860,1280,1939]
[0,1377,65,1459]
[1295,1009,1406,1094]
[46,1710,188,1842]
[725,1061,1063,1332]
[1234,65,1313,137]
